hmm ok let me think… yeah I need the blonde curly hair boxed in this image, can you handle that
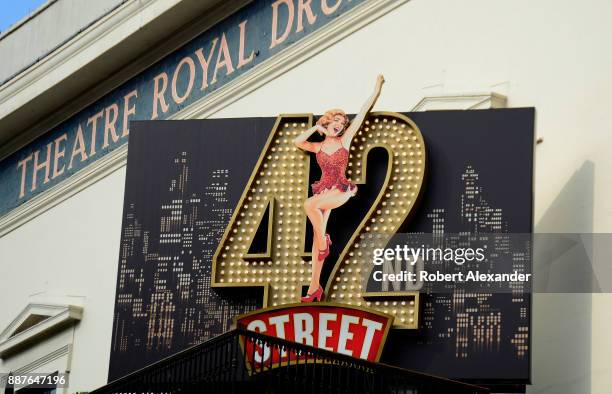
[316,109,349,136]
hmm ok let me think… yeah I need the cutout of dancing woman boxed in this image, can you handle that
[293,75,385,302]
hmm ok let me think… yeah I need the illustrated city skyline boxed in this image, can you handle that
[110,152,529,378]
[418,166,529,360]
[110,152,259,377]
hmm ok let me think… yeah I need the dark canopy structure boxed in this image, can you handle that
[91,328,488,394]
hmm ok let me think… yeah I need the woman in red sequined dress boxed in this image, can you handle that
[293,75,385,302]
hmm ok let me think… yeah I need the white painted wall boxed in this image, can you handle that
[0,0,610,392]
[0,169,125,392]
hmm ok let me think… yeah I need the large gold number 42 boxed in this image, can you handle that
[212,112,426,329]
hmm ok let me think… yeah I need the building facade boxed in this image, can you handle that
[0,0,610,393]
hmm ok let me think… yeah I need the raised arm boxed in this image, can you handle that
[293,124,325,153]
[341,75,385,148]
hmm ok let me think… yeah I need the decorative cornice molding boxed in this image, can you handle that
[174,0,410,121]
[0,0,247,161]
[0,0,165,114]
[0,304,82,358]
[0,0,58,43]
[0,304,67,341]
[11,344,72,374]
[411,92,508,111]
[0,0,409,238]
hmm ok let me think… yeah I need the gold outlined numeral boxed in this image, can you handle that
[325,112,426,329]
[212,115,313,307]
[212,112,426,328]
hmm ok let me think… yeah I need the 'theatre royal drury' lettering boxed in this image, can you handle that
[16,90,138,198]
[16,16,254,198]
[236,304,393,367]
[7,0,363,212]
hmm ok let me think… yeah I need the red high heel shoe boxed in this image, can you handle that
[301,286,324,302]
[317,234,332,261]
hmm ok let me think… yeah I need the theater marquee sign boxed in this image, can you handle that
[236,303,393,368]
[109,107,534,383]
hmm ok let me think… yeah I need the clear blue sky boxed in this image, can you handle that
[0,0,47,33]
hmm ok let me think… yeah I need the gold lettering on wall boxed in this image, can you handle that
[270,0,294,49]
[321,0,342,15]
[31,143,53,192]
[211,34,235,85]
[17,154,33,198]
[122,90,138,137]
[68,125,88,170]
[152,72,170,120]
[237,20,255,69]
[296,0,317,32]
[87,111,103,156]
[52,134,68,179]
[171,57,196,105]
[103,104,120,149]
[194,38,219,91]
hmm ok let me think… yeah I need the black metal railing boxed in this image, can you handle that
[92,328,489,394]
